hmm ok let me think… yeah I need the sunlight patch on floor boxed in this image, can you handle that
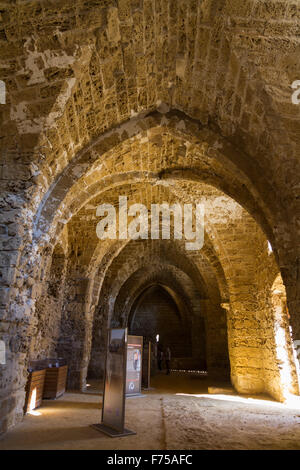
[175,392,300,410]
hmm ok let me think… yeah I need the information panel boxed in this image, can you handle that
[0,340,5,365]
[102,328,127,432]
[126,335,143,396]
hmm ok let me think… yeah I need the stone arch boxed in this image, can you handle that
[129,282,191,331]
[22,113,297,356]
[33,110,279,247]
[1,0,300,439]
[129,284,195,367]
[87,237,230,382]
[4,111,297,411]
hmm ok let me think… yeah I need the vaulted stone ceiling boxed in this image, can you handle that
[1,1,299,289]
[0,0,300,435]
[1,0,300,204]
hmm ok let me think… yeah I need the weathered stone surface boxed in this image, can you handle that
[0,0,299,436]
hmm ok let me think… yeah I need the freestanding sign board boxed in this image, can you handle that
[126,335,143,396]
[92,328,136,437]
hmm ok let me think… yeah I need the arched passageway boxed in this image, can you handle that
[129,284,196,365]
[0,0,300,450]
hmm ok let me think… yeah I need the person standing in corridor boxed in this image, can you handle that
[157,348,164,371]
[165,346,171,375]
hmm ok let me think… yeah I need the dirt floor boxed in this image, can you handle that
[1,372,300,450]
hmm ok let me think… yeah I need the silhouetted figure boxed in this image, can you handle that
[165,347,171,375]
[157,349,164,371]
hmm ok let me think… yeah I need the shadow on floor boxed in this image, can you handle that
[0,425,110,448]
[42,400,102,410]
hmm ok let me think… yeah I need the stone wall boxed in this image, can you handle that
[0,0,299,435]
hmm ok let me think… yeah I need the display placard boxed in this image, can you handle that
[92,328,136,437]
[126,335,143,396]
[102,328,127,432]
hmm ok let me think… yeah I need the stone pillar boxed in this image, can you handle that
[279,255,300,376]
[204,299,230,380]
[224,300,265,395]
[57,276,90,390]
[292,340,300,387]
[87,299,108,380]
[287,299,300,387]
[0,211,38,433]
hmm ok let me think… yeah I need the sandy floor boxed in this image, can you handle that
[1,372,300,450]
